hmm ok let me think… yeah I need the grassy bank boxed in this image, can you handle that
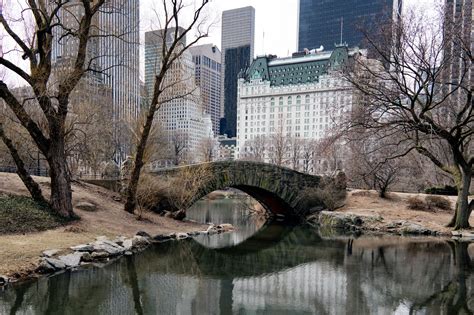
[0,172,206,279]
[0,195,67,235]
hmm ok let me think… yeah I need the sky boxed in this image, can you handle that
[140,0,299,58]
[1,0,441,85]
[140,0,437,59]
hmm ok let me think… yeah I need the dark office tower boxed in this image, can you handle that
[298,0,401,51]
[220,6,255,138]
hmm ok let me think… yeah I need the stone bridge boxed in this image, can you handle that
[150,161,346,218]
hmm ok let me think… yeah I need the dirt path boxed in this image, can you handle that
[0,173,206,277]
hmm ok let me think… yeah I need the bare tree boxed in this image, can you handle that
[289,136,303,171]
[65,96,115,178]
[301,139,317,174]
[167,164,212,217]
[124,0,212,213]
[199,136,216,162]
[0,122,47,204]
[170,130,189,166]
[343,7,473,228]
[268,126,289,167]
[242,135,267,162]
[0,0,112,217]
[346,138,400,198]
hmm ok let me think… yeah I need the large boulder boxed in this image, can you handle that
[400,223,432,235]
[70,244,94,252]
[91,241,124,256]
[42,249,60,257]
[58,253,83,268]
[42,257,67,270]
[76,202,97,212]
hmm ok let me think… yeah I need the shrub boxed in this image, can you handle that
[425,185,458,196]
[407,196,429,211]
[300,178,347,212]
[425,195,452,211]
[136,175,174,214]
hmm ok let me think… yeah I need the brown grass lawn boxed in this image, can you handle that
[0,172,206,277]
[339,189,472,234]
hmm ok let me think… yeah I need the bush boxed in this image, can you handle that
[425,185,458,196]
[425,195,452,211]
[136,175,175,214]
[300,178,347,212]
[406,196,428,211]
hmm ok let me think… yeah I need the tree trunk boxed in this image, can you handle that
[124,111,155,214]
[0,126,48,205]
[48,141,74,218]
[448,167,472,230]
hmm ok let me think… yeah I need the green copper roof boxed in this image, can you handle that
[243,46,354,87]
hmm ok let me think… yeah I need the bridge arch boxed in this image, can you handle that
[151,161,345,218]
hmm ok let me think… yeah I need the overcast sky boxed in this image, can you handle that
[140,0,299,58]
[2,0,442,85]
[140,0,438,59]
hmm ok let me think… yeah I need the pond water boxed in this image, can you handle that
[1,199,474,314]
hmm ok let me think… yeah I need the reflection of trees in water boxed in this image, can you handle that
[347,240,456,313]
[3,228,474,314]
[409,241,474,314]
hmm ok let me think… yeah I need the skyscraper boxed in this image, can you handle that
[220,6,255,138]
[444,0,473,91]
[51,0,140,161]
[144,27,186,103]
[297,0,401,51]
[189,44,222,136]
[144,28,213,165]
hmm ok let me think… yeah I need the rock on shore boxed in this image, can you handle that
[308,211,441,236]
[34,223,236,277]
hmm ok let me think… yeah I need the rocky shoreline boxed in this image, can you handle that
[0,223,234,289]
[307,211,452,237]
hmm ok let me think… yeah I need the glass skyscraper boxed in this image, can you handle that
[298,0,401,51]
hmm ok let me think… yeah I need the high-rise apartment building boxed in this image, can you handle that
[144,29,213,165]
[297,0,401,51]
[51,0,140,161]
[220,6,255,138]
[189,44,222,136]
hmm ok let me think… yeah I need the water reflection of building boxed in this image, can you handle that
[2,228,474,314]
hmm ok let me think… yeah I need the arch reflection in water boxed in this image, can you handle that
[186,197,267,248]
[2,222,474,314]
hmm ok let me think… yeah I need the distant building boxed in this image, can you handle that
[236,46,364,172]
[144,28,213,165]
[50,0,140,161]
[189,44,222,136]
[297,0,402,51]
[217,135,237,161]
[444,0,473,92]
[220,6,255,138]
[144,27,186,104]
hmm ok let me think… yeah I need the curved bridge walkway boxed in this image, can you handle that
[150,161,345,218]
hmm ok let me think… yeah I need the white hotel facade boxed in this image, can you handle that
[236,46,364,170]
